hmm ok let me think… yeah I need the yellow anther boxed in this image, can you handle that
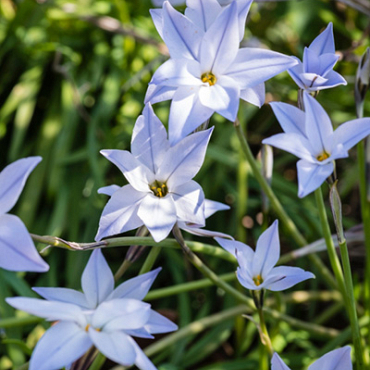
[85,324,100,332]
[201,72,217,86]
[253,275,263,286]
[316,151,330,162]
[149,181,168,198]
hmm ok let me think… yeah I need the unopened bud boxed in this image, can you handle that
[329,181,345,244]
[260,144,273,213]
[355,47,370,118]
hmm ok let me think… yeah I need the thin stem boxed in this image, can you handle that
[114,260,131,282]
[234,121,337,290]
[139,246,162,275]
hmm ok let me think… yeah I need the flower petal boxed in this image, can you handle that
[180,224,233,239]
[32,287,89,308]
[303,92,333,155]
[90,329,136,366]
[287,59,305,89]
[240,83,265,107]
[226,48,298,88]
[262,133,314,162]
[81,249,114,308]
[172,180,205,225]
[0,156,41,215]
[0,214,49,272]
[271,353,291,370]
[137,194,177,242]
[309,22,335,55]
[158,127,213,188]
[131,104,170,173]
[6,297,86,324]
[204,199,230,218]
[303,47,320,74]
[333,118,370,151]
[98,184,120,196]
[318,53,339,76]
[162,1,204,59]
[168,85,214,145]
[95,185,145,241]
[185,0,222,32]
[263,265,315,291]
[130,337,157,370]
[109,267,162,300]
[144,310,178,334]
[92,298,151,331]
[150,8,164,39]
[270,102,306,136]
[297,159,333,198]
[29,322,92,370]
[100,150,154,192]
[236,0,253,41]
[252,220,280,277]
[215,237,251,259]
[145,84,176,104]
[200,2,239,75]
[320,70,347,89]
[308,346,352,370]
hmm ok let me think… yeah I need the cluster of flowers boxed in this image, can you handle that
[2,0,369,368]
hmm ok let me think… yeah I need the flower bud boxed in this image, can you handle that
[355,47,370,118]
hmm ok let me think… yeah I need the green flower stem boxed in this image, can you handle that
[256,304,273,357]
[315,186,364,370]
[114,260,131,282]
[139,246,162,275]
[357,139,370,347]
[234,121,337,290]
[87,353,106,370]
[0,316,42,329]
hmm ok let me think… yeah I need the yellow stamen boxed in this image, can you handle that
[150,181,168,198]
[316,151,330,162]
[253,275,263,286]
[85,324,100,332]
[201,72,217,86]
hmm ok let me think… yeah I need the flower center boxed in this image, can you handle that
[150,181,168,198]
[85,324,101,332]
[253,274,263,286]
[316,151,330,162]
[201,72,217,86]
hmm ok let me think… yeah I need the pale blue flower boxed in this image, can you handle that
[6,249,177,370]
[271,346,352,370]
[146,0,298,144]
[216,220,314,291]
[263,92,370,197]
[0,157,48,272]
[96,104,212,242]
[288,23,347,91]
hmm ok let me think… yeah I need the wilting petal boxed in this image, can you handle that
[226,48,297,88]
[90,329,136,366]
[240,83,265,107]
[162,1,204,59]
[109,267,161,300]
[204,199,229,218]
[262,133,314,162]
[82,249,114,308]
[98,185,120,196]
[303,92,333,155]
[95,185,146,241]
[0,156,41,215]
[271,353,291,370]
[33,287,89,308]
[29,322,92,370]
[308,346,352,370]
[130,337,157,370]
[151,59,202,87]
[92,299,151,331]
[252,220,280,278]
[145,84,176,104]
[131,104,170,173]
[100,150,154,192]
[185,0,222,32]
[333,118,370,151]
[270,102,306,136]
[0,214,49,272]
[168,85,214,145]
[309,22,335,55]
[172,180,205,225]
[158,128,213,188]
[297,159,334,198]
[216,237,252,259]
[6,297,86,324]
[137,194,177,242]
[200,2,239,75]
[144,310,178,334]
[263,265,315,291]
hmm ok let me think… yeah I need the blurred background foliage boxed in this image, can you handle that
[0,0,369,369]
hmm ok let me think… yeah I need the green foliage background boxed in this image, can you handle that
[0,0,369,369]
